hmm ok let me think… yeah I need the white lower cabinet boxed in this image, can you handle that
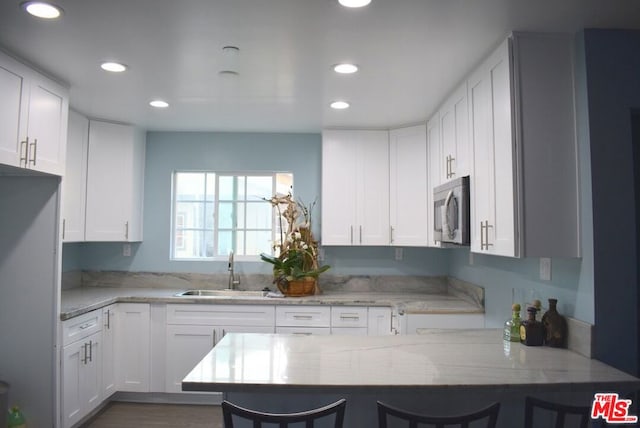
[61,310,103,428]
[116,303,150,392]
[330,306,368,335]
[367,307,393,335]
[165,304,276,393]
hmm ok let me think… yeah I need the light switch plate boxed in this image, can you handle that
[540,257,551,281]
[123,243,131,257]
[395,247,403,261]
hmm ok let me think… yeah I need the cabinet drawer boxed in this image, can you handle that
[276,306,330,327]
[62,310,102,346]
[166,304,275,326]
[330,327,368,336]
[275,326,331,336]
[331,306,368,328]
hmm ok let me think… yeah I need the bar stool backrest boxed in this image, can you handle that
[222,398,347,428]
[377,401,500,428]
[524,396,590,428]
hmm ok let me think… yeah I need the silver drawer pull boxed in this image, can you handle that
[293,315,313,320]
[78,322,93,330]
[292,332,313,336]
[339,315,360,320]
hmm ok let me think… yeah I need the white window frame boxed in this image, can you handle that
[170,170,292,261]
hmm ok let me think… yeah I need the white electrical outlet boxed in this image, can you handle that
[540,257,551,281]
[123,243,131,257]
[395,247,403,261]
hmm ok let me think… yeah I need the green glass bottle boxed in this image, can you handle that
[503,303,521,342]
[8,406,26,428]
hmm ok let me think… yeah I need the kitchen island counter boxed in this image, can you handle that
[182,330,640,427]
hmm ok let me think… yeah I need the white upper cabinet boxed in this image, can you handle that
[62,110,89,242]
[469,33,579,258]
[0,50,68,175]
[85,120,145,242]
[439,82,469,182]
[322,130,389,246]
[389,124,428,246]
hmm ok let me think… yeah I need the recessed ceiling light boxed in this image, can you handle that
[338,0,371,8]
[333,63,359,74]
[149,100,169,108]
[330,101,350,110]
[100,62,127,73]
[21,1,63,19]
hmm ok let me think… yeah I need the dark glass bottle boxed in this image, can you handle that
[541,298,567,348]
[520,306,544,346]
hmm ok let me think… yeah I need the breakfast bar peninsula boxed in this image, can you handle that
[182,330,640,427]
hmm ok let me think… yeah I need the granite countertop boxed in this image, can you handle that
[60,286,484,321]
[182,330,640,393]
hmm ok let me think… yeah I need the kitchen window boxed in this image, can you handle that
[171,171,293,260]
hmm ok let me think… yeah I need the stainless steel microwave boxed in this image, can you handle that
[433,176,470,246]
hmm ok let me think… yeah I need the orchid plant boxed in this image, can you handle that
[260,193,330,288]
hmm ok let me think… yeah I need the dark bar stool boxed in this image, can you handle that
[221,398,346,428]
[377,401,500,428]
[524,396,590,428]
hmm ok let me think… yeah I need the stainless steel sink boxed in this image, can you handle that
[175,289,268,297]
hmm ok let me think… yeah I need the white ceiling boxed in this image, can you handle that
[0,0,639,133]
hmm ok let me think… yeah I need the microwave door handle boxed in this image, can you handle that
[443,190,455,239]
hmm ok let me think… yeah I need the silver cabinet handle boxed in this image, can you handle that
[104,310,110,329]
[293,315,313,320]
[390,226,394,244]
[339,315,360,320]
[350,226,353,245]
[88,340,93,362]
[62,219,66,240]
[81,342,88,365]
[20,138,28,167]
[29,138,37,166]
[292,332,313,336]
[213,329,217,346]
[125,221,129,240]
[446,155,456,179]
[359,225,362,244]
[481,220,493,250]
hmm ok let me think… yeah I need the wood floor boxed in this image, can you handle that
[83,402,224,428]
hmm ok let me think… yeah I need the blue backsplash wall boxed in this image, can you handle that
[64,34,596,329]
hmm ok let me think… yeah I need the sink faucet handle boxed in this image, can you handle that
[228,250,234,271]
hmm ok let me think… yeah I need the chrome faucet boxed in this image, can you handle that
[228,250,240,290]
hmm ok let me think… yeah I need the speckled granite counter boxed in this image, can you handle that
[60,286,483,321]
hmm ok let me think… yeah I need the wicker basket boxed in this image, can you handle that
[278,277,316,297]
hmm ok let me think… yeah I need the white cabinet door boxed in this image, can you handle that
[85,120,145,242]
[367,307,393,335]
[0,54,27,168]
[439,82,469,182]
[321,130,389,245]
[116,303,150,392]
[321,130,359,245]
[101,305,116,399]
[24,74,68,176]
[165,325,215,393]
[0,50,68,175]
[357,130,390,245]
[62,330,102,428]
[404,313,485,333]
[426,113,441,247]
[469,38,517,257]
[62,110,88,242]
[389,124,428,246]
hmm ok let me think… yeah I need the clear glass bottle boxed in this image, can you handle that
[520,306,544,346]
[503,303,522,342]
